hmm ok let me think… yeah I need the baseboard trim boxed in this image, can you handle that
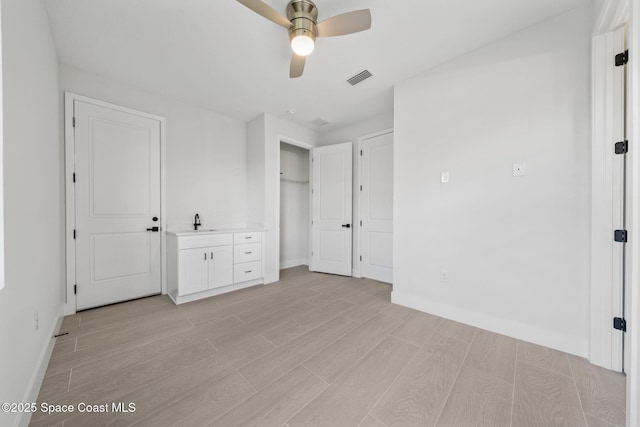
[264,272,279,284]
[16,311,63,427]
[168,279,264,305]
[279,259,308,270]
[391,289,588,357]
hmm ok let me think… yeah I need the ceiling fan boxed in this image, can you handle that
[236,0,372,78]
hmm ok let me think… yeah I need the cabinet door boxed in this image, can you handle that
[209,245,233,289]
[178,248,208,296]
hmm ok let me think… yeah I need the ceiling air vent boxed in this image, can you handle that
[312,118,329,127]
[347,70,373,86]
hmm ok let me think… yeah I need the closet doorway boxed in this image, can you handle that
[279,140,311,270]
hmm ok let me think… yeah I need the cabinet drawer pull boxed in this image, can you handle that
[245,251,252,254]
[210,252,213,259]
[245,270,252,273]
[204,253,207,260]
[245,237,252,240]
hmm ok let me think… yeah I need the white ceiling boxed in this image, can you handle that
[44,0,587,133]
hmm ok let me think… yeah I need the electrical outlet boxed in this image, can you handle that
[440,172,450,184]
[34,312,39,332]
[440,270,449,283]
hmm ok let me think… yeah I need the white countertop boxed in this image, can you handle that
[166,228,265,237]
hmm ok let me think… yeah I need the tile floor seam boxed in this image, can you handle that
[310,325,413,385]
[386,333,425,349]
[371,412,390,427]
[567,353,590,427]
[293,316,362,369]
[364,335,427,424]
[258,332,280,348]
[282,334,406,426]
[238,318,358,392]
[440,332,474,347]
[67,368,73,393]
[432,333,474,427]
[515,357,576,380]
[298,364,331,387]
[413,328,441,351]
[205,338,220,353]
[235,368,258,394]
[259,310,341,349]
[300,363,330,386]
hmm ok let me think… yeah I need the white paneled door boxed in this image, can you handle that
[311,142,353,276]
[361,131,394,283]
[74,101,162,310]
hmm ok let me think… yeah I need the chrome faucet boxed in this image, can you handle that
[194,213,201,230]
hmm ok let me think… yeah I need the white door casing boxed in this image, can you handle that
[74,100,162,310]
[590,26,626,372]
[311,142,353,276]
[360,131,394,283]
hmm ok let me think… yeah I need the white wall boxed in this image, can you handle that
[393,5,592,356]
[0,1,63,426]
[247,113,317,283]
[280,143,309,269]
[319,111,394,276]
[59,65,248,231]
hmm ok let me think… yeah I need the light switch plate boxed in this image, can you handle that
[441,172,450,183]
[513,162,526,177]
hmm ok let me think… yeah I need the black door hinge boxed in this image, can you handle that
[615,50,629,66]
[74,284,77,295]
[73,229,76,239]
[615,141,629,154]
[613,317,627,332]
[72,172,76,183]
[72,117,76,127]
[360,150,363,156]
[360,185,363,191]
[614,229,627,242]
[360,255,362,261]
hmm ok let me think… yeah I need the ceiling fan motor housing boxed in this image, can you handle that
[286,0,318,45]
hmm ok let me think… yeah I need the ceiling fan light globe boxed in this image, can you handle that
[291,35,315,56]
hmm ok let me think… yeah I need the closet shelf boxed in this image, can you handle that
[280,178,310,184]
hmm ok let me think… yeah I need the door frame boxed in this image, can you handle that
[627,2,640,425]
[275,135,314,272]
[590,28,626,371]
[63,92,167,315]
[355,128,393,278]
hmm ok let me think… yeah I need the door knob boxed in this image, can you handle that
[146,227,159,232]
[341,224,351,228]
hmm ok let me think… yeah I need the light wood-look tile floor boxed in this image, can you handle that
[30,267,626,427]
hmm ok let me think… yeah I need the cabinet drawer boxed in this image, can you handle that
[234,232,262,244]
[234,243,261,263]
[234,261,262,283]
[178,233,233,250]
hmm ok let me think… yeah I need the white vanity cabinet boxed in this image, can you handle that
[167,230,265,304]
[179,245,233,295]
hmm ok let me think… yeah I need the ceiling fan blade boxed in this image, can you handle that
[236,0,291,28]
[290,54,306,78]
[316,9,371,37]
